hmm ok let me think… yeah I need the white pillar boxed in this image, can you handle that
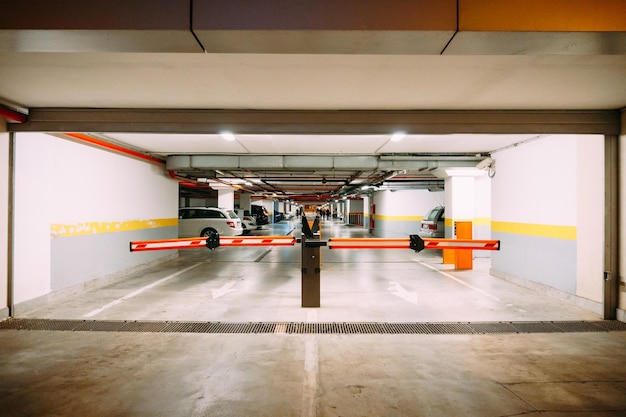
[438,168,486,239]
[218,189,235,210]
[363,195,370,229]
[239,193,251,211]
[0,120,9,317]
[444,176,475,238]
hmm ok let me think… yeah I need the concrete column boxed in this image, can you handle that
[617,110,626,321]
[363,195,370,229]
[347,198,364,226]
[441,169,485,238]
[474,175,492,258]
[218,189,235,210]
[0,120,9,318]
[438,168,486,264]
[239,193,251,211]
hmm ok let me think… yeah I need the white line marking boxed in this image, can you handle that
[301,336,319,417]
[416,260,500,301]
[301,306,319,416]
[83,263,203,318]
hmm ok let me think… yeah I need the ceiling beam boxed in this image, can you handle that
[8,109,621,135]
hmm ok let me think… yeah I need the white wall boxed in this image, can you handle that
[492,135,577,225]
[371,189,444,238]
[491,134,604,309]
[13,133,179,306]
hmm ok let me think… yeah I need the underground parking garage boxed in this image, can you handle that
[1,0,626,415]
[1,118,625,417]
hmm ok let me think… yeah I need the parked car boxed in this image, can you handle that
[274,212,284,222]
[418,206,445,238]
[251,205,269,225]
[234,208,259,234]
[178,207,243,237]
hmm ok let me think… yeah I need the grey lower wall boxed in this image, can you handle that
[491,232,577,294]
[51,226,178,291]
[372,219,422,238]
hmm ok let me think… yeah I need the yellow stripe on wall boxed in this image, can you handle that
[51,218,178,238]
[492,221,576,240]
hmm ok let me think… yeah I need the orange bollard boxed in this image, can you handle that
[455,221,473,269]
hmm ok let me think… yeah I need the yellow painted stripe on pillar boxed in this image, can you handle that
[445,218,491,227]
[474,217,491,226]
[492,221,576,240]
[51,218,178,238]
[373,214,423,221]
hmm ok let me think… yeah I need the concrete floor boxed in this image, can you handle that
[1,219,625,416]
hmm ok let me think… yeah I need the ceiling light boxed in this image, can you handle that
[390,132,405,142]
[220,131,236,141]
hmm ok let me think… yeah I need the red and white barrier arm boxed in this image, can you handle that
[327,237,500,251]
[131,236,498,252]
[422,238,500,251]
[130,236,297,252]
[219,236,297,247]
[130,237,207,252]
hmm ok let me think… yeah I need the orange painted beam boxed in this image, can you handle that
[459,0,626,31]
[65,133,164,165]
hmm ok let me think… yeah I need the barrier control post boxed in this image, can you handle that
[301,215,322,307]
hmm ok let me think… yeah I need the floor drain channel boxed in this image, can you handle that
[1,319,625,334]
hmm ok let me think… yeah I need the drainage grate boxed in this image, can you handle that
[1,319,625,335]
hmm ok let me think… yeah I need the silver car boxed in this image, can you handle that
[418,206,445,238]
[179,207,244,237]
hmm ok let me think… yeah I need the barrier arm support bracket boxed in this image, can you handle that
[206,232,220,250]
[410,235,425,253]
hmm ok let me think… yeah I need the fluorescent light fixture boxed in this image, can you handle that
[390,132,405,142]
[220,131,236,141]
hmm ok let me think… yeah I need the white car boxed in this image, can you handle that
[234,209,259,234]
[178,207,244,237]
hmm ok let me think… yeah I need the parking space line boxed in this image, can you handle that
[301,336,319,417]
[415,260,500,301]
[254,248,272,262]
[83,263,203,318]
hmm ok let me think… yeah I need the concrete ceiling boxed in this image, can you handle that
[1,0,625,200]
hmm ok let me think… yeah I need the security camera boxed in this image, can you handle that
[476,157,494,170]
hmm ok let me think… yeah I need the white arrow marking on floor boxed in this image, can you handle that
[211,280,238,299]
[388,281,418,305]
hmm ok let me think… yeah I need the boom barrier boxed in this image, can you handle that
[130,235,500,252]
[130,215,500,308]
